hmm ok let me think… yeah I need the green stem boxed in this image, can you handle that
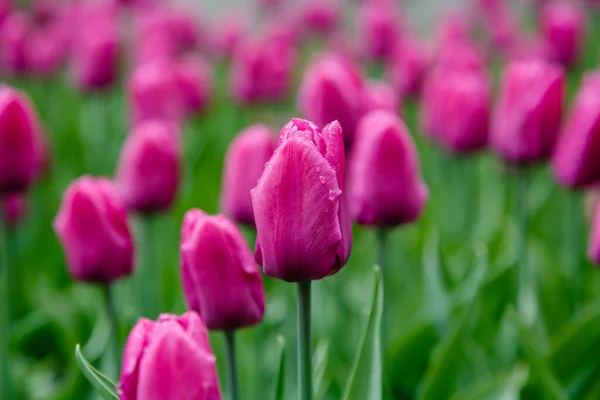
[377,229,388,346]
[568,192,582,313]
[224,330,239,400]
[297,281,312,400]
[516,171,534,324]
[1,221,12,399]
[103,284,119,378]
[137,216,160,319]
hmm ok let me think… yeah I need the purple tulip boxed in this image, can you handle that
[26,26,67,78]
[53,176,134,284]
[0,12,31,75]
[359,0,403,61]
[302,0,339,33]
[361,79,400,115]
[349,110,428,227]
[180,210,266,330]
[0,87,39,195]
[2,193,26,227]
[491,58,564,165]
[221,124,275,225]
[212,17,245,59]
[136,6,199,54]
[298,54,363,147]
[118,312,221,400]
[541,0,584,66]
[387,36,430,98]
[552,72,600,188]
[252,119,352,282]
[421,67,490,153]
[116,120,180,214]
[174,55,213,116]
[434,40,486,72]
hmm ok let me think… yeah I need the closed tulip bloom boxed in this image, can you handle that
[221,125,275,225]
[361,79,400,115]
[116,120,180,214]
[359,0,403,61]
[2,193,27,227]
[53,176,134,283]
[387,37,430,97]
[541,1,584,66]
[119,312,221,400]
[298,54,363,147]
[0,87,39,195]
[349,110,428,227]
[252,119,352,282]
[180,210,265,330]
[174,55,213,115]
[491,58,564,165]
[552,72,600,188]
[0,12,31,75]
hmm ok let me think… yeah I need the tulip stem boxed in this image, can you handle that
[297,281,312,400]
[1,220,11,399]
[377,229,388,347]
[224,330,239,400]
[138,216,160,319]
[568,192,582,313]
[103,284,119,379]
[516,171,534,325]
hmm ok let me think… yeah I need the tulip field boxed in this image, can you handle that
[4,0,600,399]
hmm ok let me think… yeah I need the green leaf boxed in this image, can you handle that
[341,266,383,400]
[274,336,286,400]
[451,365,529,400]
[74,344,118,400]
[423,231,450,333]
[507,309,567,400]
[313,339,330,400]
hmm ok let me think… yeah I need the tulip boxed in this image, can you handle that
[552,72,600,188]
[298,54,363,147]
[180,209,265,330]
[435,40,486,72]
[387,36,430,98]
[119,312,221,400]
[212,17,245,59]
[491,58,564,165]
[302,0,339,33]
[360,79,400,115]
[0,87,39,195]
[540,0,584,67]
[53,176,134,284]
[116,120,180,214]
[349,110,428,227]
[136,6,199,55]
[421,68,490,153]
[26,26,67,78]
[221,125,275,225]
[0,12,31,75]
[1,193,26,227]
[359,0,403,61]
[252,118,352,282]
[174,55,213,116]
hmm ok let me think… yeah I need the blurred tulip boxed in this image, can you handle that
[540,0,584,66]
[361,79,399,115]
[421,68,490,153]
[252,119,352,282]
[221,125,275,225]
[53,176,134,284]
[552,72,600,188]
[387,37,430,97]
[128,60,184,125]
[119,312,221,400]
[436,13,472,47]
[302,0,339,33]
[180,210,265,330]
[0,12,31,75]
[435,40,486,72]
[212,17,245,59]
[349,110,427,227]
[26,26,67,77]
[116,120,180,214]
[359,0,403,61]
[298,54,363,147]
[0,87,39,195]
[136,6,199,54]
[174,55,213,116]
[1,193,26,227]
[491,58,564,165]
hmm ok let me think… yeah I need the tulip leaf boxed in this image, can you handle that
[274,335,286,400]
[313,339,330,399]
[423,231,450,333]
[450,364,529,400]
[74,344,118,400]
[341,266,383,400]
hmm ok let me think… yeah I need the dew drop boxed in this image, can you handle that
[319,176,326,184]
[264,162,269,167]
[328,189,336,200]
[316,167,321,173]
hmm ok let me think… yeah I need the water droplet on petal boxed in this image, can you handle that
[264,162,269,167]
[319,176,326,184]
[316,167,321,173]
[328,189,336,200]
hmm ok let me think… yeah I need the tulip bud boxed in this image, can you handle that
[0,12,31,75]
[491,58,564,165]
[298,54,363,147]
[361,79,400,115]
[116,120,180,214]
[421,68,490,153]
[180,210,265,330]
[221,125,275,225]
[252,119,352,282]
[2,193,26,227]
[0,87,39,195]
[119,312,221,400]
[349,110,428,227]
[552,72,600,188]
[359,0,403,61]
[174,55,213,116]
[53,176,134,284]
[541,0,584,67]
[387,37,430,98]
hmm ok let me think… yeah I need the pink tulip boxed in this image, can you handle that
[174,55,213,116]
[136,6,199,55]
[212,17,245,59]
[180,210,266,330]
[387,36,430,97]
[491,58,564,165]
[0,12,31,75]
[25,26,67,77]
[252,119,352,282]
[116,120,180,214]
[359,0,403,61]
[540,0,584,66]
[221,124,275,225]
[119,312,221,400]
[53,176,134,284]
[434,40,486,72]
[298,54,363,147]
[0,87,39,195]
[349,110,428,227]
[2,193,26,227]
[302,0,340,33]
[552,72,600,188]
[361,79,400,115]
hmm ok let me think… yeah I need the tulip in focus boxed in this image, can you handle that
[541,0,584,66]
[174,55,213,116]
[387,37,430,98]
[491,58,564,165]
[252,119,352,282]
[552,72,600,188]
[53,176,134,283]
[119,312,221,400]
[298,54,363,147]
[116,120,180,214]
[359,0,403,61]
[0,87,39,195]
[221,124,275,225]
[180,210,265,330]
[361,79,400,115]
[349,110,428,227]
[2,193,26,227]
